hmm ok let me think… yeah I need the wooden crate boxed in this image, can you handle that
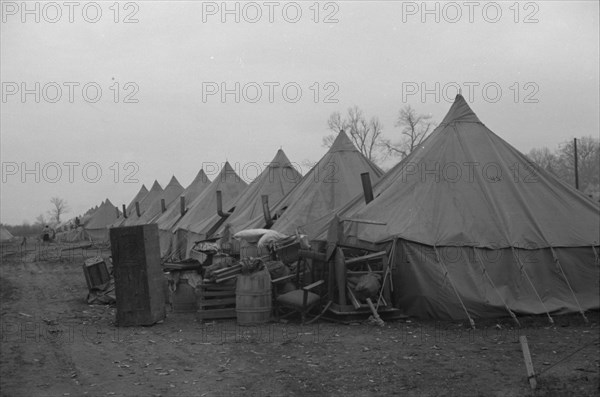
[83,257,110,290]
[110,224,166,326]
[197,280,236,321]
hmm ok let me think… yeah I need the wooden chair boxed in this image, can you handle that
[271,256,327,324]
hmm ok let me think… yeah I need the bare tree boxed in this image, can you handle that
[557,136,600,194]
[48,197,70,224]
[384,105,436,159]
[323,106,385,164]
[35,213,47,226]
[527,147,560,175]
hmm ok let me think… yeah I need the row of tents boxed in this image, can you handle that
[55,95,600,320]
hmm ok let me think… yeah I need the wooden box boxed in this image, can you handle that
[110,224,165,326]
[83,257,110,290]
[197,280,236,321]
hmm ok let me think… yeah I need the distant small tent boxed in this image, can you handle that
[326,94,600,321]
[135,176,184,225]
[84,199,120,242]
[112,184,149,227]
[0,226,14,242]
[121,181,163,226]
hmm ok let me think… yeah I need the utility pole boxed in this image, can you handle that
[574,138,579,190]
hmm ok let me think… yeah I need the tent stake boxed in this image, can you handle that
[519,335,537,391]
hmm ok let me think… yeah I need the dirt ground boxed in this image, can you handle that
[1,243,598,397]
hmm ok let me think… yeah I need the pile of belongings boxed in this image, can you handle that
[203,254,237,282]
[265,260,296,294]
[239,257,265,274]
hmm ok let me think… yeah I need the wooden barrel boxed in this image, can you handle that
[235,269,272,325]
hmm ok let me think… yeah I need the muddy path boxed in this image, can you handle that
[1,251,598,396]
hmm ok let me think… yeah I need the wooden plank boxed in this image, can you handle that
[345,251,387,265]
[366,297,384,326]
[335,248,347,305]
[215,274,239,283]
[519,335,537,390]
[213,265,242,274]
[200,283,236,290]
[347,285,361,310]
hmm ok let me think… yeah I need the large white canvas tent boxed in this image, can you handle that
[325,95,600,321]
[189,149,302,241]
[173,162,247,259]
[156,169,212,258]
[242,131,384,236]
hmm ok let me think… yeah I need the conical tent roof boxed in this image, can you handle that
[122,180,163,226]
[156,169,212,231]
[175,162,248,235]
[246,131,384,236]
[344,94,600,248]
[135,176,184,224]
[1,226,14,242]
[191,149,302,238]
[85,198,120,229]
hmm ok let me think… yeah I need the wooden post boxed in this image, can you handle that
[160,199,166,213]
[135,202,141,217]
[519,335,537,391]
[122,204,127,218]
[335,247,347,305]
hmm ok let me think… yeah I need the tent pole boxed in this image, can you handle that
[433,245,475,329]
[550,247,588,323]
[511,247,554,324]
[473,248,520,327]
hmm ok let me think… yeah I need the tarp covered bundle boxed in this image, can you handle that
[327,94,600,320]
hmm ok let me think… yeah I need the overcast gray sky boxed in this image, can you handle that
[1,1,598,225]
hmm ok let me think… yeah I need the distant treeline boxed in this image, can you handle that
[527,136,600,200]
[1,223,44,237]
